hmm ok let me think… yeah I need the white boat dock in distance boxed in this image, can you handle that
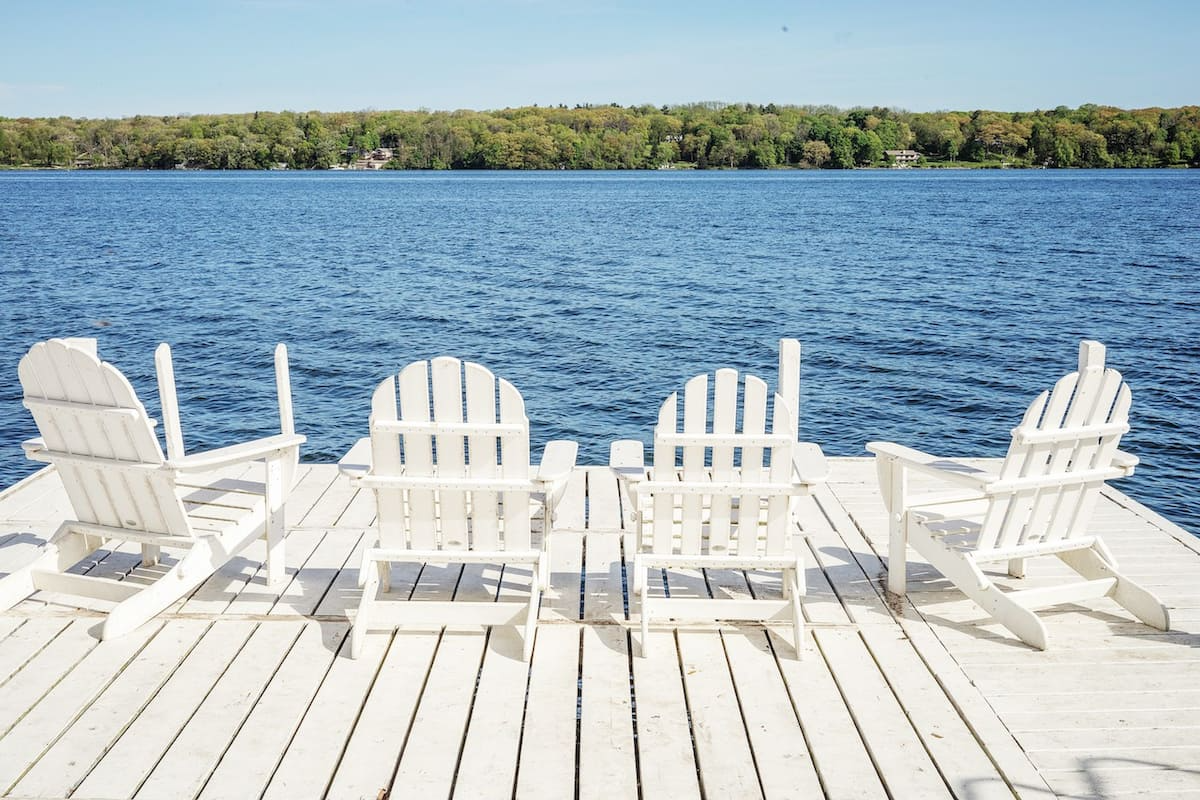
[0,458,1197,800]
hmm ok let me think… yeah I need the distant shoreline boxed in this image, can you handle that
[1,164,1193,172]
[4,103,1197,171]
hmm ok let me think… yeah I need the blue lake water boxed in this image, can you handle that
[1,170,1197,533]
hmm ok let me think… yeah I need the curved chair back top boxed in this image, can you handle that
[20,339,191,537]
[366,357,535,553]
[647,368,798,558]
[979,361,1132,551]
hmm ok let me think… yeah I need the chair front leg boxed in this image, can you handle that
[883,458,910,597]
[351,558,381,659]
[264,454,287,587]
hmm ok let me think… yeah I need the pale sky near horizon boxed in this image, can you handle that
[1,0,1196,118]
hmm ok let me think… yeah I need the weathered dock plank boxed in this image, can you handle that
[0,460,1196,799]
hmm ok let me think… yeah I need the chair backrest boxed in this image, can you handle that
[647,368,798,558]
[978,353,1132,552]
[19,339,192,537]
[366,357,534,553]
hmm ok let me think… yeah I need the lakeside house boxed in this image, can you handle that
[886,149,920,167]
[352,147,395,170]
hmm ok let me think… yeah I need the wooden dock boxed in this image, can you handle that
[0,459,1197,800]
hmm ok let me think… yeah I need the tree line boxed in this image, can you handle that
[2,103,1198,170]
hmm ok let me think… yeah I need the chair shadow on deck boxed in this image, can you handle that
[1015,757,1200,800]
[0,532,57,577]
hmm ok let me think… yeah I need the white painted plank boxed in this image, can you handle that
[1019,724,1200,753]
[228,528,326,615]
[284,464,332,528]
[541,530,583,622]
[555,467,587,531]
[583,531,625,622]
[971,661,1200,697]
[809,484,895,626]
[815,628,954,798]
[0,620,161,794]
[0,619,96,737]
[324,629,439,800]
[177,539,267,615]
[337,486,378,529]
[0,467,60,519]
[261,630,390,800]
[676,629,763,799]
[722,628,825,800]
[269,529,362,617]
[514,624,580,800]
[298,473,360,529]
[73,620,259,799]
[1041,766,1200,797]
[894,617,1057,799]
[134,621,304,799]
[774,628,889,800]
[1002,706,1200,733]
[0,617,71,687]
[578,624,638,800]
[630,630,701,800]
[585,466,623,531]
[0,531,56,576]
[860,626,1020,800]
[198,621,346,800]
[0,615,22,644]
[11,619,212,799]
[389,628,487,797]
[312,529,372,618]
[1031,745,1200,774]
[452,626,534,799]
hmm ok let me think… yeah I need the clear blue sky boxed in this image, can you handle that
[1,0,1196,118]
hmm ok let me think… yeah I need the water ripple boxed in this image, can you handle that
[0,169,1197,533]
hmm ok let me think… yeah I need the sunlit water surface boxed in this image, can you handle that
[1,170,1196,532]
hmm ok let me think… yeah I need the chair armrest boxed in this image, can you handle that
[1112,449,1138,476]
[609,439,647,485]
[535,440,578,486]
[866,441,993,490]
[168,433,305,472]
[792,442,829,486]
[338,437,373,480]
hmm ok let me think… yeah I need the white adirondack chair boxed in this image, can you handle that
[0,338,305,639]
[868,341,1170,650]
[614,340,828,657]
[339,357,577,661]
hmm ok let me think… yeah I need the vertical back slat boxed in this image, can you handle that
[1015,366,1106,547]
[76,347,140,532]
[707,369,738,555]
[651,393,678,556]
[398,361,436,550]
[466,363,500,550]
[679,373,708,555]
[982,382,1061,551]
[19,340,191,538]
[778,338,801,440]
[1052,371,1125,541]
[99,359,184,536]
[499,379,532,552]
[764,394,795,556]
[1065,382,1131,539]
[370,376,407,549]
[156,343,186,461]
[981,356,1135,555]
[431,357,469,550]
[737,376,768,558]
